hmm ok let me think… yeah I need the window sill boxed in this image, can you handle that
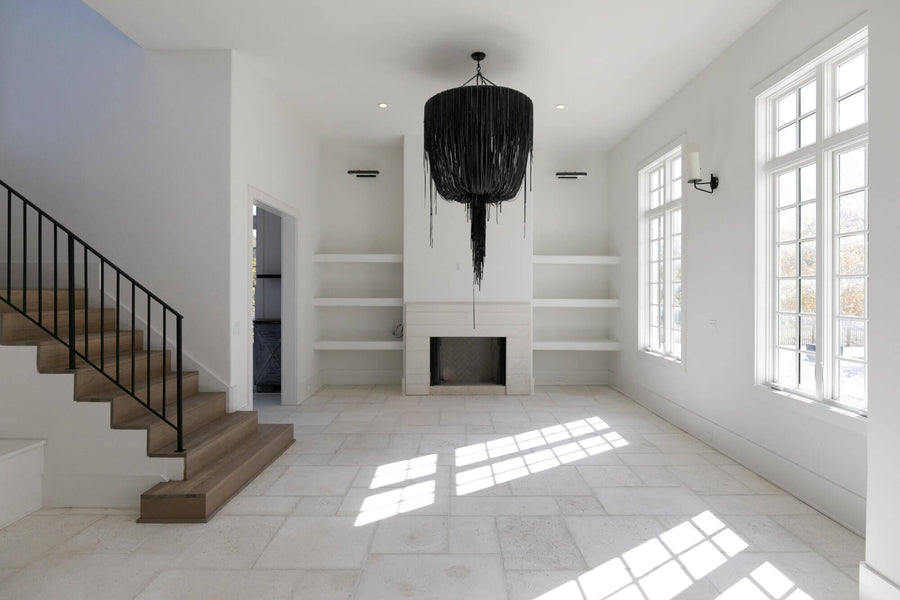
[639,349,684,368]
[759,384,867,434]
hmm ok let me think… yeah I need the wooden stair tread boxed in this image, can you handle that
[143,424,293,497]
[150,410,258,457]
[83,371,199,402]
[20,330,140,346]
[115,392,225,430]
[140,424,294,523]
[40,349,168,374]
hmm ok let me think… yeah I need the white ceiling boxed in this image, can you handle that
[84,0,781,149]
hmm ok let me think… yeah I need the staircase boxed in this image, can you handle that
[0,180,294,523]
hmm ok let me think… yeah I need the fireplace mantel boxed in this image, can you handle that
[403,302,532,395]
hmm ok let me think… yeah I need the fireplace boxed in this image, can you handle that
[403,302,531,395]
[430,337,506,386]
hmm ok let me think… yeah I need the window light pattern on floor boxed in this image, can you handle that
[455,417,628,495]
[533,511,742,600]
[355,417,627,526]
[717,561,813,599]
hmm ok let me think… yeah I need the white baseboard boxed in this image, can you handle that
[293,371,321,405]
[320,369,402,386]
[535,369,611,386]
[610,374,866,535]
[860,562,900,599]
[43,473,162,508]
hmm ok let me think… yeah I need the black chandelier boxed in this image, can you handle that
[424,51,533,288]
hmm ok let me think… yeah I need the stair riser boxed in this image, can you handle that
[182,416,259,479]
[73,352,171,397]
[140,426,294,523]
[204,427,294,513]
[36,331,143,370]
[0,309,117,343]
[0,290,86,314]
[110,372,200,424]
[145,394,227,452]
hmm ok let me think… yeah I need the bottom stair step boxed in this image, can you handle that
[138,423,294,523]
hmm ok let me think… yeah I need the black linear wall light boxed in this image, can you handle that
[348,170,379,178]
[556,171,587,179]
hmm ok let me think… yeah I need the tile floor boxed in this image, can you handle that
[0,385,863,599]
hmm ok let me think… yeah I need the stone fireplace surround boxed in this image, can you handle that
[403,302,532,395]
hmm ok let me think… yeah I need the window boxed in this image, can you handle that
[640,145,683,361]
[757,29,868,412]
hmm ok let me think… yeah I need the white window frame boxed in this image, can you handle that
[755,28,868,414]
[639,144,684,362]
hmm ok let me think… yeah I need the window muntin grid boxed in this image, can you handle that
[642,148,682,361]
[759,31,868,413]
[775,80,817,157]
[833,144,867,409]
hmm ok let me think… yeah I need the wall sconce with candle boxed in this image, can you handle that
[685,144,719,194]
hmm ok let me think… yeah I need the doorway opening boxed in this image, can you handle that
[252,205,282,404]
[249,188,299,408]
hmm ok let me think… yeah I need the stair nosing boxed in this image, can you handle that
[148,410,259,458]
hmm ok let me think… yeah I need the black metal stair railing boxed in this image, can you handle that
[0,178,184,452]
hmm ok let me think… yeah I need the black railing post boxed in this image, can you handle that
[176,316,184,453]
[67,234,76,369]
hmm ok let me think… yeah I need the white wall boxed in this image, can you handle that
[0,0,232,393]
[316,142,404,385]
[230,51,320,407]
[404,134,533,304]
[0,346,182,507]
[608,0,870,535]
[863,0,900,594]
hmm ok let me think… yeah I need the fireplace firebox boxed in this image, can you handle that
[430,337,506,386]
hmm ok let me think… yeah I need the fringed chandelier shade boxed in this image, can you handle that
[424,52,533,288]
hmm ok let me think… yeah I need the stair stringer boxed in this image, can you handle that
[0,345,183,508]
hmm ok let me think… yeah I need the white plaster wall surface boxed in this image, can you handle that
[0,0,232,399]
[230,51,320,407]
[607,0,870,536]
[0,346,182,507]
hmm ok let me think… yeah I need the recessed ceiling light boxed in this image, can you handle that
[378,102,388,109]
[555,104,566,109]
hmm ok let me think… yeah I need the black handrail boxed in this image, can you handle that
[1,177,184,452]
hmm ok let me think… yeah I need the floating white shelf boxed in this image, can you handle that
[314,253,403,263]
[314,298,403,307]
[533,340,621,352]
[313,340,403,351]
[532,298,620,308]
[533,255,620,265]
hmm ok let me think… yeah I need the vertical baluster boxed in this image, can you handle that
[53,225,58,335]
[162,308,167,420]
[176,316,183,453]
[116,272,120,383]
[100,260,105,372]
[67,235,75,369]
[131,281,135,394]
[22,202,26,312]
[38,216,42,324]
[5,188,10,301]
[83,246,88,357]
[147,294,151,407]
